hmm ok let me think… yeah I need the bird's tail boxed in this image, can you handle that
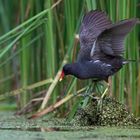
[123,59,140,65]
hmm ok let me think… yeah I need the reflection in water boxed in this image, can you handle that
[0,127,62,132]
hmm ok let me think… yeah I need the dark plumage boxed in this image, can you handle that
[60,10,138,81]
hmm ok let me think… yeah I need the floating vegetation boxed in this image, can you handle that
[71,97,140,127]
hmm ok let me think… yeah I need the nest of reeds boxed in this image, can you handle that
[71,97,140,127]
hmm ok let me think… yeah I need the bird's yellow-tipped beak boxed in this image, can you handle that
[59,70,65,81]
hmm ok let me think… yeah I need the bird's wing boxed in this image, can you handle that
[78,10,112,61]
[79,10,112,48]
[91,18,138,57]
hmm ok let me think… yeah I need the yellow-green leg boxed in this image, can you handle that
[101,84,109,99]
[97,83,110,111]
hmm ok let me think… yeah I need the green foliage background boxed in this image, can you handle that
[0,0,139,116]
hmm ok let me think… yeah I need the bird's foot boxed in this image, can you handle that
[79,92,92,98]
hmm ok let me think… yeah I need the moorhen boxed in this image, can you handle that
[60,10,138,82]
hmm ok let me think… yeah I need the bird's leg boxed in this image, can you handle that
[91,80,105,98]
[80,81,93,97]
[83,81,102,99]
[95,81,104,95]
[101,83,109,99]
[81,81,94,107]
[88,80,98,98]
[97,81,110,111]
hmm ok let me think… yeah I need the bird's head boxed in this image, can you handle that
[59,64,72,81]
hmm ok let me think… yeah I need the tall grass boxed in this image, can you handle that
[0,0,139,116]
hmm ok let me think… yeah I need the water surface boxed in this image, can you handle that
[0,112,139,140]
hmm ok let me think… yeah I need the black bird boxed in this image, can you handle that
[60,10,138,82]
